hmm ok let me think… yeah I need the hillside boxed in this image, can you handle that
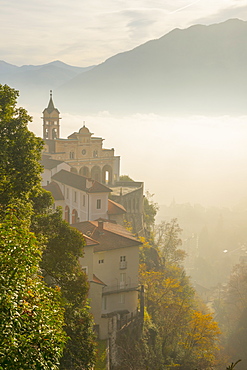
[57,18,247,115]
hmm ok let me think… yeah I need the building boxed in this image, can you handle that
[110,181,144,235]
[73,219,142,340]
[42,91,120,185]
[40,94,143,340]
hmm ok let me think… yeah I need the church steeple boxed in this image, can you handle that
[42,90,61,140]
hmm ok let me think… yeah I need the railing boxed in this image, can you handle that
[117,308,139,331]
[102,283,139,295]
[119,261,127,269]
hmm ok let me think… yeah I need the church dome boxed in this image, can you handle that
[79,125,91,135]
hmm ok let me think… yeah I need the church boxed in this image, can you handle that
[42,91,144,234]
[42,91,120,185]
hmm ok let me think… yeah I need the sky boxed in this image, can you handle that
[3,0,247,209]
[2,0,247,67]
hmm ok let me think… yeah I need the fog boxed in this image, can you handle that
[30,111,247,208]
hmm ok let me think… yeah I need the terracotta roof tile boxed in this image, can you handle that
[108,199,126,215]
[92,274,106,285]
[52,169,111,193]
[73,220,142,252]
[41,156,65,170]
[43,181,64,200]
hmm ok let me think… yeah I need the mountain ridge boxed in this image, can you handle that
[1,18,247,115]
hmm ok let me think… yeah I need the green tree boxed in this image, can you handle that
[31,200,96,370]
[0,84,43,206]
[0,85,96,369]
[217,263,247,370]
[119,175,134,182]
[0,209,66,370]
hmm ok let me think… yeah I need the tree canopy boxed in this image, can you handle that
[0,85,96,369]
[0,84,43,206]
[0,209,66,370]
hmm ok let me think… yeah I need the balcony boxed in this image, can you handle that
[119,261,127,269]
[102,283,139,296]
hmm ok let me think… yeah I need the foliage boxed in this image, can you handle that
[119,175,134,182]
[0,84,43,206]
[31,204,96,370]
[94,340,107,370]
[216,263,247,370]
[143,191,159,239]
[226,360,242,369]
[138,220,221,369]
[0,210,66,370]
[0,86,96,369]
[154,219,186,265]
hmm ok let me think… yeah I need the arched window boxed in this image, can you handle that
[91,166,101,182]
[102,165,112,184]
[72,209,78,224]
[79,166,89,177]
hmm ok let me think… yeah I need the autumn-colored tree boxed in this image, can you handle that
[138,219,221,369]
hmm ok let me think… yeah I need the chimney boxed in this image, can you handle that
[98,220,104,231]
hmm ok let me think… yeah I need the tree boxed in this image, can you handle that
[119,175,134,182]
[0,84,43,206]
[31,199,96,370]
[0,209,66,370]
[217,263,247,370]
[138,221,221,370]
[154,219,186,265]
[0,85,96,369]
[143,191,159,239]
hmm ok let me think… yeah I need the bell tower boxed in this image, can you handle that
[42,91,61,140]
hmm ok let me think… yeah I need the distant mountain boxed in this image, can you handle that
[56,18,247,115]
[0,61,95,110]
[1,19,247,115]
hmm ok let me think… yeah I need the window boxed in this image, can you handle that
[120,256,127,269]
[98,259,104,264]
[97,199,101,209]
[83,194,86,207]
[69,151,74,159]
[120,273,126,289]
[120,293,125,304]
[74,191,77,202]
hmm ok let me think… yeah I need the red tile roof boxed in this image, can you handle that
[82,234,99,247]
[43,181,64,200]
[52,169,111,193]
[92,274,106,285]
[108,199,126,215]
[72,220,142,252]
